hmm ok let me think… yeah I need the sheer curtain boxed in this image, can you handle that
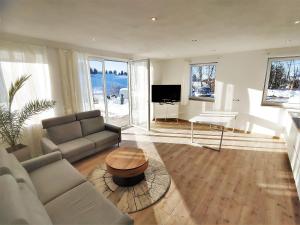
[58,49,93,114]
[0,41,93,156]
[0,41,58,156]
[130,60,150,130]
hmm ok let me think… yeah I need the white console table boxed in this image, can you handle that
[154,102,179,122]
[189,112,238,151]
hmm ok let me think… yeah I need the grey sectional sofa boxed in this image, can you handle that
[41,110,121,163]
[0,149,133,225]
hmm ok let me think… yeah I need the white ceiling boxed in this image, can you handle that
[0,0,300,59]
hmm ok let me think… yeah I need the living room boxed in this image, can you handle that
[1,0,300,225]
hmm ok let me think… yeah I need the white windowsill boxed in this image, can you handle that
[189,96,215,102]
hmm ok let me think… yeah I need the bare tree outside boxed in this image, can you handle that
[265,59,300,105]
[190,64,216,99]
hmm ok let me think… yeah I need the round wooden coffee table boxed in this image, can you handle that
[105,147,149,187]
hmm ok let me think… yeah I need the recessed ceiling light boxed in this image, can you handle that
[192,39,198,42]
[294,20,300,24]
[92,37,96,41]
[151,17,157,21]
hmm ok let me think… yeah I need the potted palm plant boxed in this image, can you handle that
[0,75,55,160]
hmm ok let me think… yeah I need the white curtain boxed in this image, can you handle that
[0,41,93,156]
[130,60,150,130]
[58,49,93,114]
[0,41,58,156]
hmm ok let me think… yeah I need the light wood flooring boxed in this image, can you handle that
[74,123,300,225]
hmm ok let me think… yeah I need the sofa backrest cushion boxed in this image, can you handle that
[76,110,101,120]
[8,154,38,195]
[0,150,37,195]
[42,114,76,129]
[80,116,105,136]
[0,149,10,174]
[0,174,53,225]
[46,121,83,145]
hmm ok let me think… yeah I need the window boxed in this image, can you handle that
[189,63,216,101]
[263,57,300,108]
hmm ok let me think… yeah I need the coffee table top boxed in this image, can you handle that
[105,147,148,170]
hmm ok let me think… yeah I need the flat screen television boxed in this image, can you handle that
[151,85,181,103]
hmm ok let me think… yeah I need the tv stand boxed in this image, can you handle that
[159,102,175,105]
[154,102,179,122]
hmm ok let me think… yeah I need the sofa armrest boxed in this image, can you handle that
[41,137,59,154]
[105,123,121,142]
[21,151,62,173]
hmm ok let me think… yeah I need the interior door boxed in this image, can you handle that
[129,59,150,130]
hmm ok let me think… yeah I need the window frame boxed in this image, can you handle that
[262,56,300,109]
[189,62,217,102]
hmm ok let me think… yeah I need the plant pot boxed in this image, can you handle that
[6,144,26,153]
[6,144,31,162]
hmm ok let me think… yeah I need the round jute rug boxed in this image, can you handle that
[87,158,171,213]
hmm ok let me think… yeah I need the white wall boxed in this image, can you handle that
[156,47,300,136]
[0,33,132,60]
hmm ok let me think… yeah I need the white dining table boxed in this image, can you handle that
[189,112,238,151]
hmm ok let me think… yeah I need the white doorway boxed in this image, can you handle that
[88,58,150,130]
[88,59,129,127]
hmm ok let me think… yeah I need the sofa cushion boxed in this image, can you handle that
[8,154,38,195]
[80,116,105,136]
[76,110,101,120]
[45,181,133,225]
[85,131,119,148]
[0,174,53,225]
[58,138,95,160]
[0,174,27,225]
[29,159,85,204]
[47,121,83,144]
[0,149,11,174]
[42,114,76,129]
[0,150,37,195]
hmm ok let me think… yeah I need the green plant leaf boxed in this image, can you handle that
[0,105,15,146]
[14,100,56,143]
[0,75,56,147]
[8,75,31,110]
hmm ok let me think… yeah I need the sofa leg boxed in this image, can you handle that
[117,142,120,147]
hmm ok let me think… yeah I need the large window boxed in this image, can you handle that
[189,63,216,101]
[88,59,129,127]
[263,57,300,108]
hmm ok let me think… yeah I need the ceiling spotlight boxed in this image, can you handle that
[192,39,198,42]
[294,20,300,24]
[151,17,157,21]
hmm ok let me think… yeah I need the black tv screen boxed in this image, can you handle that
[151,85,181,103]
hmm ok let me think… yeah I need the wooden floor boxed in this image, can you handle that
[74,124,300,225]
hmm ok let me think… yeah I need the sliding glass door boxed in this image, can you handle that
[89,60,106,114]
[130,59,150,130]
[104,60,129,126]
[88,59,129,127]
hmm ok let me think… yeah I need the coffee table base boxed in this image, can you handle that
[112,173,145,187]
